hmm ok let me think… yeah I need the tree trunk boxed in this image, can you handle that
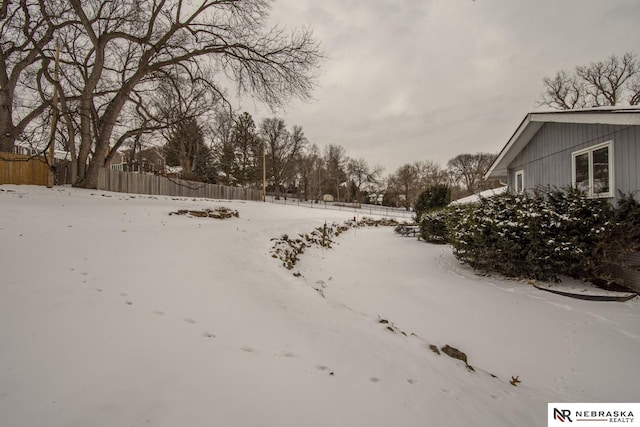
[75,149,105,189]
[0,90,15,152]
[61,107,78,184]
[0,128,15,152]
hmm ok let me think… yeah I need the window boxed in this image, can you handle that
[572,141,613,198]
[515,170,525,194]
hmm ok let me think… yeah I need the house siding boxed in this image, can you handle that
[507,122,640,202]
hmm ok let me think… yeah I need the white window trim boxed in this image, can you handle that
[514,170,525,194]
[571,140,614,198]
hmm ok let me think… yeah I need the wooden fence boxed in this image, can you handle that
[0,152,49,186]
[97,169,263,201]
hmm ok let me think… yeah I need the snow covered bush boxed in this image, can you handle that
[593,193,640,282]
[418,210,448,244]
[415,185,451,244]
[270,223,339,270]
[414,185,451,222]
[271,218,401,270]
[446,188,621,282]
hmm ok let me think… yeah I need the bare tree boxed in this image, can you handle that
[577,52,637,106]
[260,118,306,199]
[284,125,307,194]
[384,160,447,209]
[0,1,71,152]
[630,74,640,106]
[297,143,324,201]
[367,178,387,205]
[540,70,588,110]
[261,117,286,197]
[388,163,420,210]
[346,157,383,204]
[114,70,218,182]
[211,109,236,184]
[447,152,497,194]
[30,0,321,188]
[539,52,639,109]
[415,160,448,188]
[323,144,347,201]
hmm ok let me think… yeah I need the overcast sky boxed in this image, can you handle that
[238,0,640,175]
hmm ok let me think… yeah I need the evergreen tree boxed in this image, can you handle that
[164,118,213,181]
[415,185,451,221]
[232,112,261,186]
[416,185,451,243]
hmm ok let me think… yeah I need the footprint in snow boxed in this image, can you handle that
[316,365,334,375]
[277,352,297,358]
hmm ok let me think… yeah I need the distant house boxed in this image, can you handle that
[14,143,70,161]
[485,107,640,203]
[108,146,166,174]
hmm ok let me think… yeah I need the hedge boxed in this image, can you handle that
[438,188,640,284]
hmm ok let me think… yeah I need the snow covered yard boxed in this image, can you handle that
[1,185,638,427]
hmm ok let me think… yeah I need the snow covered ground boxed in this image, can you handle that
[1,185,638,427]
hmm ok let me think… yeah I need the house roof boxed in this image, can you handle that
[449,186,507,206]
[485,106,640,179]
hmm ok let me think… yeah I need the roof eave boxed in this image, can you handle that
[485,115,543,180]
[529,110,640,126]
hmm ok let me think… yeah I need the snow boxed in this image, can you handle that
[450,186,508,205]
[1,184,639,427]
[534,277,637,301]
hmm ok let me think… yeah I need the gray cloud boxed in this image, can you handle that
[240,0,640,174]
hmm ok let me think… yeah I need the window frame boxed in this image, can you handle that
[571,140,614,198]
[514,170,525,194]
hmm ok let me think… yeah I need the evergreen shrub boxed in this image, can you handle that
[414,185,451,221]
[445,188,637,283]
[419,211,449,244]
[416,185,451,243]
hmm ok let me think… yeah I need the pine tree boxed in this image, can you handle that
[164,118,213,181]
[231,112,261,186]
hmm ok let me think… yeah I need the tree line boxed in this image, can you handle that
[6,2,628,204]
[157,107,500,208]
[132,49,640,207]
[0,0,499,206]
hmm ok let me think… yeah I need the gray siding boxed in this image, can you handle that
[507,123,640,202]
